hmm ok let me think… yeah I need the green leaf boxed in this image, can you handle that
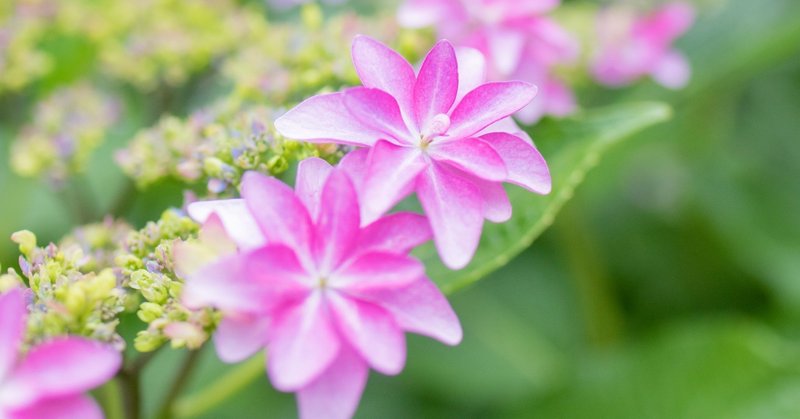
[418,102,672,293]
[521,318,800,419]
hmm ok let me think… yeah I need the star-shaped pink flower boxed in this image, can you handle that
[397,0,579,123]
[180,158,462,419]
[275,36,551,269]
[0,288,121,419]
[592,2,695,89]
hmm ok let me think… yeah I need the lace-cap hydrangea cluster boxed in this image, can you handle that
[181,35,550,418]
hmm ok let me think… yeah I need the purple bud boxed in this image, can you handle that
[19,256,31,277]
[207,178,228,194]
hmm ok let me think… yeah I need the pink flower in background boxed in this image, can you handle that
[397,0,579,123]
[0,288,121,419]
[275,36,550,269]
[180,159,462,419]
[591,2,695,89]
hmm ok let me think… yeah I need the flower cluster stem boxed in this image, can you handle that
[173,354,266,418]
[157,349,203,419]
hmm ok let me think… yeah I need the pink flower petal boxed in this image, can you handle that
[455,47,488,103]
[268,295,340,391]
[448,81,538,139]
[414,40,459,133]
[296,158,334,222]
[342,87,413,144]
[9,395,102,419]
[353,277,462,345]
[274,92,388,146]
[427,137,507,182]
[241,171,313,259]
[0,288,26,381]
[332,252,424,292]
[356,212,432,255]
[183,246,309,313]
[479,132,551,193]
[416,162,484,269]
[397,0,464,29]
[8,338,120,405]
[329,295,406,375]
[296,344,368,419]
[313,170,361,274]
[351,35,418,131]
[361,141,427,224]
[187,199,266,250]
[651,50,690,89]
[486,27,526,77]
[337,147,369,191]
[214,314,269,363]
[474,178,512,223]
[173,214,238,280]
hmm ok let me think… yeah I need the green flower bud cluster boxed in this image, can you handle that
[117,209,218,352]
[10,83,119,185]
[94,0,269,90]
[8,229,128,350]
[222,5,433,104]
[116,103,343,193]
[1,0,269,94]
[0,1,53,93]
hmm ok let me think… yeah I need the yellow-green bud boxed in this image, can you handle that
[11,230,37,257]
[134,330,166,352]
[137,302,164,323]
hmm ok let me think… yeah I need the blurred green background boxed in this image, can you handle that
[2,0,800,418]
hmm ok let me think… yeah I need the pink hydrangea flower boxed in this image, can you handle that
[275,36,551,269]
[0,288,121,419]
[591,2,695,89]
[178,159,462,419]
[397,0,579,123]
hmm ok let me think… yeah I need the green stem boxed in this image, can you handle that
[117,368,141,419]
[555,204,625,346]
[97,378,125,419]
[173,354,265,418]
[157,349,202,419]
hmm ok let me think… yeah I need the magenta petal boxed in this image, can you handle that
[313,170,361,274]
[329,295,406,375]
[351,35,418,130]
[356,212,432,255]
[474,178,512,223]
[0,288,26,381]
[342,87,412,144]
[455,47,487,103]
[361,141,427,224]
[479,133,551,194]
[448,81,538,139]
[9,395,102,419]
[268,295,340,391]
[296,158,334,222]
[416,163,484,269]
[241,171,313,258]
[274,92,387,146]
[414,40,458,133]
[427,137,507,182]
[187,199,266,250]
[355,277,462,345]
[9,338,120,402]
[214,314,269,363]
[296,344,368,419]
[331,252,424,292]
